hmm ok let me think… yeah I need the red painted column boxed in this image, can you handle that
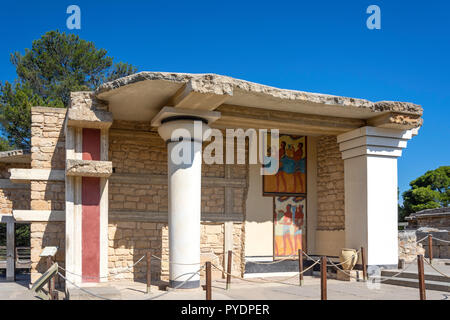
[82,177,101,282]
[81,128,101,282]
[82,128,101,161]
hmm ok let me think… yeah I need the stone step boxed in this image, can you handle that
[379,277,450,292]
[381,270,450,283]
[66,285,122,300]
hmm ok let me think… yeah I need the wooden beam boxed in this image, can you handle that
[213,104,366,135]
[6,220,15,281]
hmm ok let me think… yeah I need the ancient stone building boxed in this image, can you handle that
[0,72,423,290]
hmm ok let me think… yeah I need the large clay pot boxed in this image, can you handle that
[340,248,358,270]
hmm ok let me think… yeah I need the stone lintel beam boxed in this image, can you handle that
[67,108,113,129]
[110,173,246,187]
[70,91,108,110]
[214,104,366,135]
[9,168,65,183]
[367,112,423,130]
[109,211,244,223]
[13,210,65,222]
[169,83,229,111]
[66,159,112,178]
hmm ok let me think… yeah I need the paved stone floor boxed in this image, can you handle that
[0,274,36,300]
[119,277,450,300]
[1,275,449,300]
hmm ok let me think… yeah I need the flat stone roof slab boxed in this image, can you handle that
[96,72,422,122]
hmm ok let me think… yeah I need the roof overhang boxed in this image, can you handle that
[0,149,31,164]
[95,72,423,135]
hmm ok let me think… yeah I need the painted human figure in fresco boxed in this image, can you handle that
[293,204,304,252]
[277,204,294,255]
[263,135,306,195]
[263,146,279,176]
[276,141,288,192]
[276,141,306,193]
[274,197,306,258]
[293,143,305,192]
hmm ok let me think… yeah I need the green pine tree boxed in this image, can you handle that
[401,166,450,220]
[0,30,138,150]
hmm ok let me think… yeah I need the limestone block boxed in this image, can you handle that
[66,159,112,177]
[67,108,113,129]
[70,92,108,110]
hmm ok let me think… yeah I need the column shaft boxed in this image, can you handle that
[337,126,417,267]
[167,139,202,288]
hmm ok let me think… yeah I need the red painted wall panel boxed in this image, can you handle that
[81,128,102,282]
[82,177,101,282]
[82,128,101,161]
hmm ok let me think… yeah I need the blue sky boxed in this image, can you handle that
[0,0,449,201]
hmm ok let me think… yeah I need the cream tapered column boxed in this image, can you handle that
[153,107,220,289]
[158,118,209,288]
[337,126,419,268]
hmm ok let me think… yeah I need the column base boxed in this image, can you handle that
[367,264,398,270]
[169,280,200,289]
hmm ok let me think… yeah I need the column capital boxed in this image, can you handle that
[152,106,220,143]
[151,106,221,127]
[337,126,419,160]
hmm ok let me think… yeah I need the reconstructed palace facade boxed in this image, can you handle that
[0,72,423,289]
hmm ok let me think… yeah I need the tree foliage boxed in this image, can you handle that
[0,30,137,150]
[0,224,30,247]
[401,166,450,220]
[0,82,60,150]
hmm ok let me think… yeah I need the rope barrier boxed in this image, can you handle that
[230,250,299,265]
[145,267,204,300]
[59,267,205,300]
[370,257,418,283]
[58,254,146,280]
[326,258,362,280]
[424,259,450,278]
[432,237,450,244]
[301,251,321,262]
[211,259,321,287]
[416,235,429,244]
[57,272,112,300]
[325,249,361,267]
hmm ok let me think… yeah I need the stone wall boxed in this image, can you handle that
[0,163,30,214]
[398,230,425,263]
[316,136,345,230]
[417,230,449,259]
[27,113,248,283]
[107,221,244,281]
[406,207,450,229]
[107,120,247,281]
[30,107,67,283]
